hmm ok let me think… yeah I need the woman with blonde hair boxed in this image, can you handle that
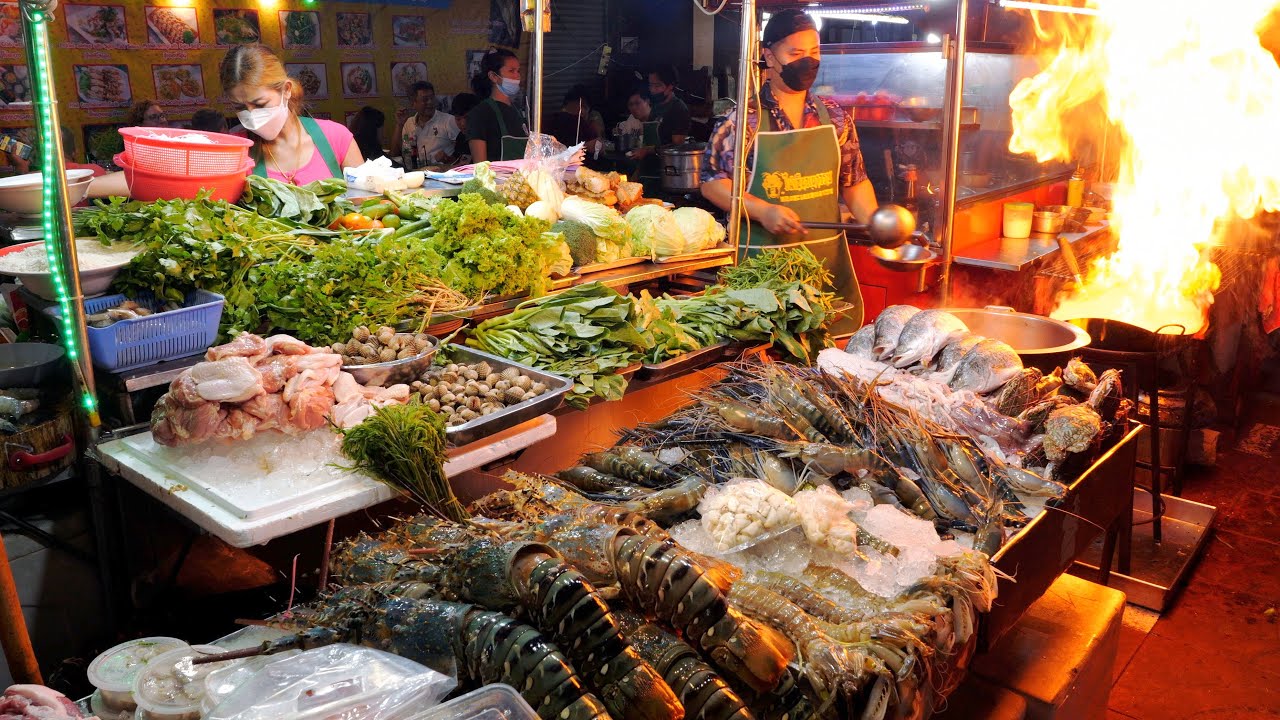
[221,44,362,185]
[89,44,360,197]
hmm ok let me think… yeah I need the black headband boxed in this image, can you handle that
[762,9,817,48]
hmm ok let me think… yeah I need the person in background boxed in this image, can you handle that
[127,100,168,127]
[400,81,460,169]
[544,85,602,153]
[647,65,691,145]
[350,106,386,162]
[699,9,876,331]
[615,89,652,136]
[190,108,228,134]
[449,93,481,165]
[465,49,527,162]
[8,126,106,176]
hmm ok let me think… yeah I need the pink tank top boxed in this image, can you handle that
[261,118,353,186]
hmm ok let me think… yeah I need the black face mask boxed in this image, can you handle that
[776,56,820,92]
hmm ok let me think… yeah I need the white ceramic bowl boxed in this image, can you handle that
[0,238,139,300]
[0,169,96,215]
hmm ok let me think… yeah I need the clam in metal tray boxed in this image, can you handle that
[437,345,573,446]
[343,337,439,386]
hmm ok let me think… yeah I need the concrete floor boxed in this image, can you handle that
[1106,390,1280,720]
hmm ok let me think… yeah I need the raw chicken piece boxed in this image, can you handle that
[264,334,310,355]
[0,684,86,719]
[331,371,364,404]
[241,393,287,424]
[190,357,265,403]
[288,387,335,430]
[330,401,374,428]
[205,332,267,362]
[214,408,259,442]
[168,402,225,444]
[168,373,203,408]
[255,356,290,394]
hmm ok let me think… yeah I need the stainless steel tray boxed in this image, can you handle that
[437,344,573,446]
[637,342,731,381]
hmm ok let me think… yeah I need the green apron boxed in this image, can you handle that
[743,102,863,330]
[635,120,664,195]
[252,116,341,182]
[486,97,528,161]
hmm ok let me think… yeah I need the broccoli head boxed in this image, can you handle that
[460,179,504,206]
[552,219,598,266]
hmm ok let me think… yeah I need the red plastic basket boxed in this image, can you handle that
[118,127,253,176]
[115,152,254,203]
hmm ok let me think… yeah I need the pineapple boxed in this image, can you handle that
[502,169,537,209]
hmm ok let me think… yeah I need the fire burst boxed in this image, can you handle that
[1007,0,1280,334]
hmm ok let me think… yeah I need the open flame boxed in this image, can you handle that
[1007,0,1280,334]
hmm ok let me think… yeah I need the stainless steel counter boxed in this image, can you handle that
[953,221,1110,271]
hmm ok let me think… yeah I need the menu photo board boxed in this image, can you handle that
[73,64,132,107]
[391,15,426,48]
[63,4,129,46]
[0,3,23,47]
[152,64,205,105]
[212,9,261,46]
[336,12,373,48]
[286,62,328,100]
[340,62,376,99]
[279,10,321,50]
[144,6,199,46]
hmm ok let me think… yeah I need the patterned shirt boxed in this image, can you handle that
[701,81,867,188]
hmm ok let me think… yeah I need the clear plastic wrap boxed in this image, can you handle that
[203,644,456,720]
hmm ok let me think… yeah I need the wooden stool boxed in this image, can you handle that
[969,573,1126,720]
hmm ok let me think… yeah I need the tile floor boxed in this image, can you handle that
[1106,392,1280,720]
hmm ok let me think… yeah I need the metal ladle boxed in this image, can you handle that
[801,204,919,248]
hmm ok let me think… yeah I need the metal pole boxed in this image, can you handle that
[0,535,41,684]
[20,0,98,412]
[727,0,756,253]
[530,0,546,135]
[937,0,970,304]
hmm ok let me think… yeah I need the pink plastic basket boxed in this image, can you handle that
[116,152,254,202]
[118,127,253,176]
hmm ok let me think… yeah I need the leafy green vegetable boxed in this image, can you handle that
[466,283,652,408]
[721,245,833,291]
[626,204,685,259]
[340,399,466,521]
[559,196,631,260]
[419,192,555,299]
[459,178,503,206]
[76,195,328,338]
[241,176,351,228]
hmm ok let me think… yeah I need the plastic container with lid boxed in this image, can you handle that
[133,644,244,720]
[406,684,538,720]
[1003,202,1034,239]
[88,637,189,712]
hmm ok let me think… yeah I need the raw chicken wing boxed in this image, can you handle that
[190,357,265,403]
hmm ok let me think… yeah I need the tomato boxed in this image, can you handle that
[370,220,384,229]
[382,214,401,229]
[336,212,375,230]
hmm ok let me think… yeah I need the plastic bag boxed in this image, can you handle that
[204,644,456,720]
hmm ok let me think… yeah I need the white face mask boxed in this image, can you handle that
[238,89,290,141]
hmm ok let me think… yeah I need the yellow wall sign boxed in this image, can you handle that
[0,0,502,168]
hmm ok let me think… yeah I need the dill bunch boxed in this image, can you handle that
[339,400,466,521]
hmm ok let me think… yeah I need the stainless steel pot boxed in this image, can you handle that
[660,142,706,192]
[940,306,1091,372]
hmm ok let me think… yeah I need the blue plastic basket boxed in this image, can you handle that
[49,290,225,372]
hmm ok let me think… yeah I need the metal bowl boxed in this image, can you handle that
[342,336,438,386]
[0,342,66,386]
[869,243,937,271]
[940,306,1091,371]
[1032,211,1065,234]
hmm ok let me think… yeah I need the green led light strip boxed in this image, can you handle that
[25,3,99,420]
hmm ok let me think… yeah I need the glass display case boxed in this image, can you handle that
[814,45,1094,231]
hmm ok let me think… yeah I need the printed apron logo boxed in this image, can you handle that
[759,170,835,202]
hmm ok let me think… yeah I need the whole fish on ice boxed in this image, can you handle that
[844,324,876,358]
[872,305,921,360]
[948,338,1024,394]
[891,309,969,368]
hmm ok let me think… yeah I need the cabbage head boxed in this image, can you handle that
[672,207,726,251]
[626,205,687,259]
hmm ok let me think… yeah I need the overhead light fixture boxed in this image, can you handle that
[806,10,911,25]
[997,0,1099,16]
